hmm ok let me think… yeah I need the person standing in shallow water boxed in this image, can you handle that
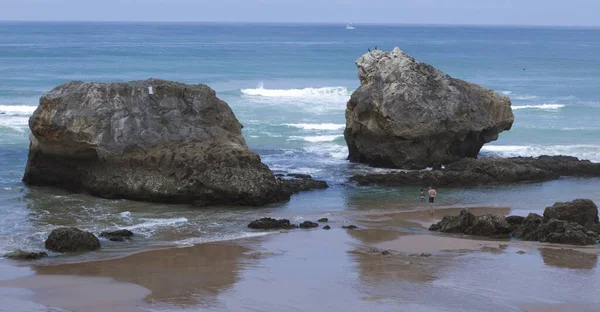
[428,186,437,214]
[420,188,425,202]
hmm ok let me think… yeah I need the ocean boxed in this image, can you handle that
[1,22,600,261]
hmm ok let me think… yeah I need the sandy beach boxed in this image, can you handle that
[1,206,599,312]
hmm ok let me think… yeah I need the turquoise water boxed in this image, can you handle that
[1,22,600,258]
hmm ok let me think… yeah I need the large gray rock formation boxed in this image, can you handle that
[344,48,514,169]
[23,79,290,206]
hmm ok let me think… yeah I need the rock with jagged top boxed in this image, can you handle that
[344,48,514,169]
[23,79,291,206]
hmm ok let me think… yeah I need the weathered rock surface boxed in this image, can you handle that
[344,48,514,169]
[276,174,328,194]
[350,156,600,187]
[5,250,48,260]
[429,209,476,233]
[429,209,511,237]
[248,218,295,230]
[504,215,525,232]
[465,214,512,237]
[45,227,100,252]
[543,199,599,232]
[509,155,600,177]
[100,229,134,242]
[23,79,290,206]
[431,200,600,245]
[299,221,319,228]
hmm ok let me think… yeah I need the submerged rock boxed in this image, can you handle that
[351,157,558,186]
[323,225,331,230]
[317,218,329,223]
[350,156,600,187]
[45,227,100,252]
[248,218,295,230]
[509,155,600,177]
[5,250,48,260]
[100,229,134,242]
[344,48,514,169]
[342,225,358,230]
[299,221,319,228]
[278,173,328,194]
[23,79,290,206]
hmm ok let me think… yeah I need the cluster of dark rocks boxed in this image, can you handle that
[4,227,135,260]
[350,156,600,187]
[429,199,600,246]
[248,217,357,231]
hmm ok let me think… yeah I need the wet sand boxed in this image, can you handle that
[1,206,600,311]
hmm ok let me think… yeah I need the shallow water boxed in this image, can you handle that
[3,228,597,312]
[0,22,600,261]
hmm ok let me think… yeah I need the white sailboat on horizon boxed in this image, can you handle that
[345,22,355,30]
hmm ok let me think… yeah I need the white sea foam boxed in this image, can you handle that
[481,144,600,162]
[303,143,348,160]
[123,217,188,233]
[289,135,343,143]
[512,104,564,110]
[241,83,351,99]
[0,105,37,116]
[501,91,540,100]
[0,116,30,132]
[283,123,345,131]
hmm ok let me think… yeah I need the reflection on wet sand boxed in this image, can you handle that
[34,243,252,308]
[349,249,442,284]
[346,228,405,244]
[539,248,598,270]
[356,206,512,230]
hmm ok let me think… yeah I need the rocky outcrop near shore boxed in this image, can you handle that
[276,174,328,194]
[45,227,100,252]
[23,79,291,206]
[429,199,600,245]
[350,156,600,187]
[344,48,514,169]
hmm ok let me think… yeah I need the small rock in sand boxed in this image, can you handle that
[317,218,329,223]
[323,225,331,230]
[342,225,358,230]
[381,250,392,256]
[517,250,526,254]
[420,253,432,257]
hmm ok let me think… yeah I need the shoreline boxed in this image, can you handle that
[2,205,599,311]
